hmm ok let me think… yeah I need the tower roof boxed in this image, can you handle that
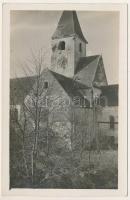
[52,11,87,43]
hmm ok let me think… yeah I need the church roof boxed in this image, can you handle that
[75,55,100,74]
[10,71,90,107]
[52,11,87,43]
[10,74,118,108]
[50,70,89,96]
[74,55,101,87]
[10,76,36,105]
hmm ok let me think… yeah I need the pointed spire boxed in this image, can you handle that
[52,11,88,43]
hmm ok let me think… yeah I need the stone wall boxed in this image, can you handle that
[74,36,86,70]
[51,37,75,77]
[51,36,86,78]
[97,106,118,144]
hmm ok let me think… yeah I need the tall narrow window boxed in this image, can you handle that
[79,43,82,52]
[10,108,18,121]
[110,116,115,129]
[58,41,65,50]
[100,95,108,107]
[44,81,49,89]
[93,94,100,106]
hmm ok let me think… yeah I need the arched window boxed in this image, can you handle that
[44,81,49,89]
[79,43,82,52]
[93,94,100,106]
[10,107,18,121]
[95,96,100,105]
[100,95,108,107]
[110,116,115,129]
[58,41,65,50]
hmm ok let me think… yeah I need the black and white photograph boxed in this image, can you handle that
[1,3,128,197]
[10,9,119,189]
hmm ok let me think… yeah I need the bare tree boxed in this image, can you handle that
[10,48,51,185]
[10,84,30,184]
[22,49,49,184]
[13,48,65,184]
[10,47,103,187]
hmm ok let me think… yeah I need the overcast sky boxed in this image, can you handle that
[10,10,119,84]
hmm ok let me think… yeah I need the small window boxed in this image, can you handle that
[73,96,81,106]
[79,43,82,52]
[93,95,100,106]
[44,81,49,89]
[110,116,115,129]
[10,108,18,121]
[100,95,108,107]
[58,41,65,50]
[95,97,100,105]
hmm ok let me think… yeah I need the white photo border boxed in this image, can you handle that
[1,2,128,199]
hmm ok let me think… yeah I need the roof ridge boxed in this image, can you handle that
[49,70,86,101]
[50,70,89,88]
[50,70,73,81]
[10,75,36,81]
[82,55,101,59]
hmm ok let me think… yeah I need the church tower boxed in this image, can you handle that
[51,11,88,78]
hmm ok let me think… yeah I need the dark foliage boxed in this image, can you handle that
[10,122,118,189]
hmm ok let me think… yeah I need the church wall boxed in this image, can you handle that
[97,106,118,144]
[40,70,74,149]
[71,108,95,152]
[21,70,73,148]
[74,37,86,71]
[51,36,86,78]
[72,105,118,151]
[51,37,75,77]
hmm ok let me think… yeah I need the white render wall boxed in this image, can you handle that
[51,36,86,78]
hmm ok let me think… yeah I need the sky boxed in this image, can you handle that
[10,10,119,84]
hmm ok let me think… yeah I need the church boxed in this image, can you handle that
[10,11,118,151]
